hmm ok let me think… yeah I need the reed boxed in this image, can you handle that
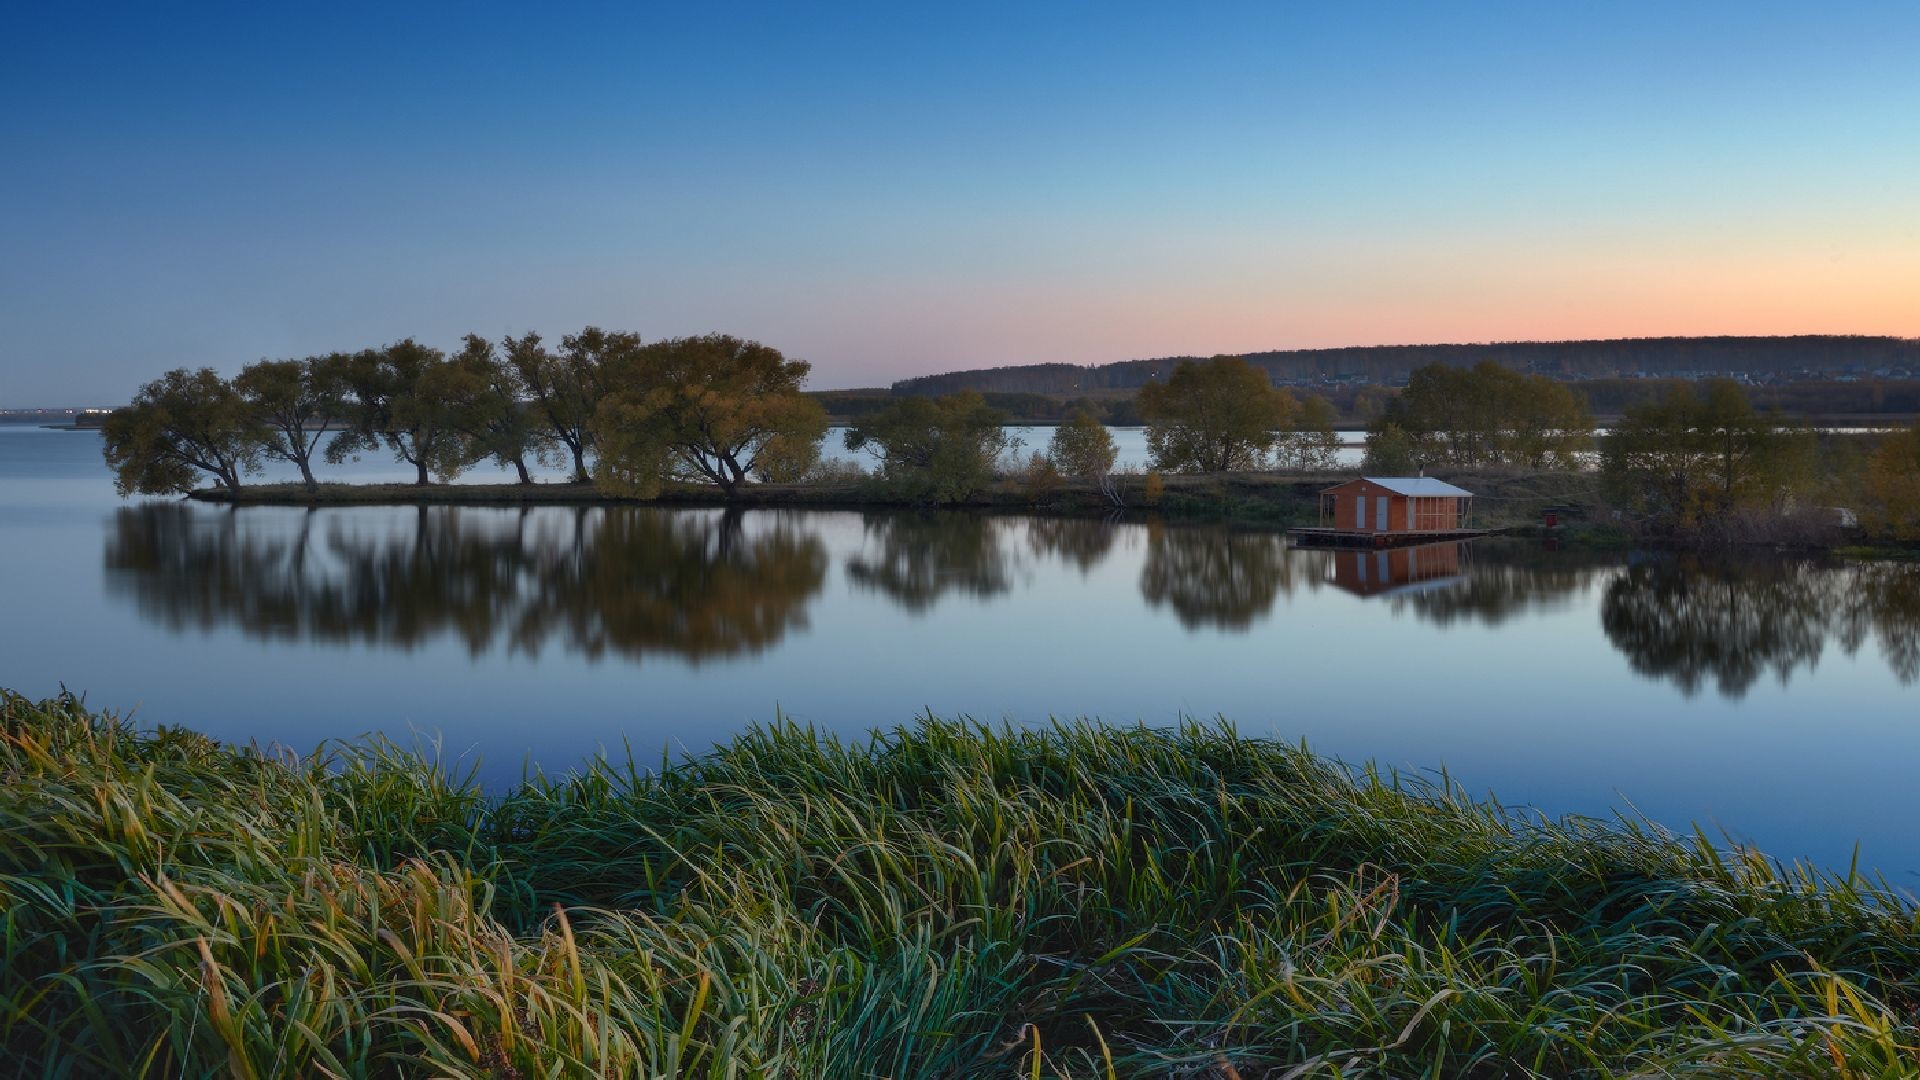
[3,688,1916,1077]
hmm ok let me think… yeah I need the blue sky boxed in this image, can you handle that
[3,1,1918,403]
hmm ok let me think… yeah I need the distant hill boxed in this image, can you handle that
[890,335,1920,396]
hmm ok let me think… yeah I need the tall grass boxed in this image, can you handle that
[3,687,1917,1076]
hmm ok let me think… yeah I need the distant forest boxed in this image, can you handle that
[890,336,1920,396]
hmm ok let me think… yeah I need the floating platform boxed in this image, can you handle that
[1287,527,1490,549]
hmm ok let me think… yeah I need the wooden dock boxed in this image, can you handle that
[1287,527,1490,549]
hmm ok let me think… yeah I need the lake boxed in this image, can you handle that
[3,423,1918,882]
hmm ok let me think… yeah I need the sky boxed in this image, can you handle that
[3,1,1919,405]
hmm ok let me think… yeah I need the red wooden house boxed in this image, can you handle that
[1294,477,1479,546]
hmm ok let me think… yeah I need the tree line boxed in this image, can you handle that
[100,339,1920,539]
[891,335,1920,396]
[837,356,1344,503]
[102,330,827,497]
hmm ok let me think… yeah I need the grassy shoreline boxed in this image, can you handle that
[5,689,1918,1076]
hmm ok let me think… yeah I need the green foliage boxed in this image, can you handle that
[102,367,263,494]
[1371,361,1594,469]
[234,357,345,492]
[1601,379,1818,535]
[1862,419,1920,540]
[590,334,826,498]
[1363,421,1419,473]
[1045,409,1118,478]
[326,340,473,485]
[510,329,626,482]
[426,334,555,484]
[844,391,1011,502]
[1137,356,1292,472]
[6,688,1920,1076]
[1019,451,1063,503]
[1273,392,1342,470]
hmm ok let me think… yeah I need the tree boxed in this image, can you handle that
[1363,422,1419,474]
[327,341,469,485]
[1047,409,1118,478]
[1861,420,1920,539]
[843,391,1010,502]
[506,329,626,483]
[235,357,346,493]
[1600,379,1815,533]
[1371,361,1592,469]
[1137,356,1292,473]
[1275,393,1342,471]
[102,368,262,495]
[590,334,827,498]
[427,334,552,484]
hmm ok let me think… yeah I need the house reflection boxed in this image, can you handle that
[1327,541,1468,599]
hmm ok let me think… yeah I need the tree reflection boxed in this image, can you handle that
[1024,516,1118,575]
[105,504,827,663]
[1838,562,1920,683]
[1600,555,1920,697]
[1394,542,1611,626]
[844,512,1013,612]
[1138,524,1301,630]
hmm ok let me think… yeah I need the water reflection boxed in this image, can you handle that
[105,504,828,663]
[1328,543,1466,600]
[1140,524,1322,630]
[1024,516,1119,575]
[1392,544,1611,627]
[101,505,1920,693]
[1601,556,1920,697]
[844,512,1014,612]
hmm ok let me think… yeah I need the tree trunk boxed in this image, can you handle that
[415,458,430,486]
[513,456,533,485]
[298,459,317,494]
[570,443,589,483]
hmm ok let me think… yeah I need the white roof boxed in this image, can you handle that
[1362,476,1473,498]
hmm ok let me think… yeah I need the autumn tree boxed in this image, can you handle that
[1137,356,1293,473]
[590,334,827,497]
[843,391,1011,502]
[1861,420,1920,539]
[1047,409,1118,478]
[1600,379,1815,532]
[506,328,627,482]
[235,356,346,493]
[1372,361,1592,469]
[1363,422,1419,473]
[327,340,470,485]
[1274,393,1342,471]
[427,334,552,484]
[102,368,263,495]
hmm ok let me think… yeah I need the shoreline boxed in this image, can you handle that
[182,469,1603,533]
[179,472,1920,556]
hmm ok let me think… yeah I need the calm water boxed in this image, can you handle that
[3,423,1918,880]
